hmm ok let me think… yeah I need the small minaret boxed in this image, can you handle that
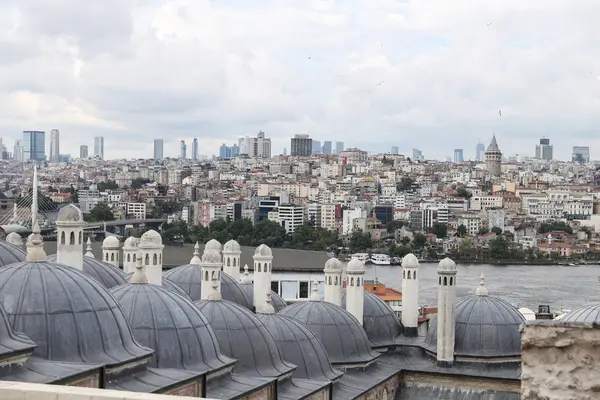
[252,244,273,311]
[207,279,222,301]
[26,221,47,262]
[323,258,343,306]
[476,273,488,296]
[436,257,457,367]
[310,280,320,301]
[84,237,94,258]
[241,265,252,284]
[122,237,140,274]
[31,166,38,227]
[190,242,201,265]
[138,230,164,286]
[201,249,222,300]
[345,257,365,324]
[257,292,276,314]
[55,204,85,270]
[129,252,148,284]
[6,232,23,248]
[205,239,222,256]
[102,236,120,268]
[401,253,420,337]
[223,239,241,281]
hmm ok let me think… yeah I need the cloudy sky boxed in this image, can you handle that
[2,0,600,161]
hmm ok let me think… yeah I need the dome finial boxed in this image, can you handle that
[25,220,47,262]
[476,272,488,296]
[130,252,148,284]
[190,241,201,265]
[207,279,222,300]
[241,264,252,284]
[310,280,320,301]
[84,237,94,258]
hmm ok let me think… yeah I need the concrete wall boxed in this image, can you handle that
[0,381,215,400]
[521,321,600,400]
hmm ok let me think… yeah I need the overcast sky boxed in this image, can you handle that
[2,0,600,161]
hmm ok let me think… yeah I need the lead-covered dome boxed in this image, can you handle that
[162,278,193,301]
[195,300,295,377]
[163,264,253,309]
[561,304,600,324]
[342,291,401,348]
[111,283,235,373]
[279,301,380,366]
[56,204,83,222]
[257,313,342,381]
[47,254,127,289]
[0,261,152,364]
[0,241,26,267]
[425,295,525,358]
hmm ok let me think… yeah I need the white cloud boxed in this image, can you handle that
[1,0,600,160]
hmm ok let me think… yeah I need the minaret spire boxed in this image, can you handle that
[31,165,38,227]
[85,237,94,258]
[309,280,320,301]
[190,241,201,265]
[476,273,488,296]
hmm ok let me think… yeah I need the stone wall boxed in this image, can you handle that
[356,374,400,400]
[521,321,600,400]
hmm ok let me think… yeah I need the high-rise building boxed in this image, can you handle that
[335,141,344,154]
[219,143,240,158]
[391,146,399,154]
[49,129,60,162]
[412,148,423,161]
[180,140,187,159]
[191,138,199,161]
[80,145,89,158]
[13,140,22,162]
[251,131,271,158]
[22,131,46,162]
[312,140,321,154]
[476,142,485,161]
[572,146,590,163]
[291,134,313,157]
[322,141,332,155]
[453,149,464,163]
[154,139,164,160]
[535,138,553,160]
[93,136,104,159]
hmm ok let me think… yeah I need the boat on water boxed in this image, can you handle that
[371,253,391,265]
[350,253,370,263]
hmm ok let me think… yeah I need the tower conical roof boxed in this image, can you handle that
[486,135,500,152]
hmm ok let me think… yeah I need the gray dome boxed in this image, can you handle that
[0,299,36,360]
[0,241,26,267]
[56,204,83,222]
[0,261,152,364]
[342,291,401,347]
[425,295,525,358]
[279,301,380,366]
[163,264,253,309]
[162,278,193,301]
[562,304,600,324]
[239,283,287,312]
[48,254,127,289]
[257,313,342,381]
[195,300,295,378]
[111,283,235,373]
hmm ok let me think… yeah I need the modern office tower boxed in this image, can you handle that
[453,149,464,163]
[191,138,199,161]
[291,134,313,157]
[251,131,271,158]
[80,145,89,158]
[180,140,187,159]
[412,148,423,161]
[572,146,590,163]
[391,146,399,154]
[219,143,240,158]
[231,144,240,157]
[476,142,485,161]
[335,141,344,154]
[13,140,23,162]
[312,140,321,154]
[535,138,553,160]
[154,139,164,160]
[93,136,104,159]
[22,131,46,162]
[49,129,60,162]
[322,141,332,155]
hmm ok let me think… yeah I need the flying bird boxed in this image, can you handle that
[487,22,492,26]
[499,109,502,116]
[376,81,384,86]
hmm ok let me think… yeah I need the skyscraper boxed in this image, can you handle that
[322,141,332,155]
[476,142,485,161]
[312,140,321,154]
[291,134,313,157]
[453,149,464,163]
[412,148,423,161]
[572,146,590,163]
[335,141,344,154]
[93,136,104,159]
[22,131,46,162]
[180,140,187,159]
[191,138,199,161]
[391,146,399,154]
[49,129,60,162]
[80,145,89,158]
[535,138,553,160]
[154,139,164,160]
[248,131,271,158]
[13,140,22,162]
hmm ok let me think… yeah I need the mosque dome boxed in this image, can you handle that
[195,299,295,377]
[102,236,120,249]
[163,264,253,309]
[347,257,365,273]
[0,261,152,364]
[279,301,380,366]
[56,204,84,223]
[425,295,525,358]
[0,300,36,361]
[202,249,221,264]
[239,283,287,312]
[0,240,26,267]
[162,278,193,301]
[342,291,402,348]
[223,239,241,253]
[205,239,222,252]
[257,313,342,381]
[561,304,600,324]
[111,283,235,372]
[254,244,272,257]
[123,237,140,249]
[140,230,162,247]
[47,254,127,289]
[324,257,343,271]
[5,233,22,247]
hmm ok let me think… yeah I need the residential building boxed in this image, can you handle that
[275,204,304,234]
[126,203,147,219]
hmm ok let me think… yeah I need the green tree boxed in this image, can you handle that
[428,223,448,238]
[396,177,414,192]
[412,233,427,249]
[456,224,468,237]
[349,229,373,252]
[131,178,152,189]
[488,236,510,260]
[538,221,573,235]
[478,227,489,235]
[84,202,115,222]
[96,180,119,191]
[491,226,503,235]
[454,187,472,199]
[387,220,405,234]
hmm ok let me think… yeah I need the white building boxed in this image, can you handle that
[126,203,147,220]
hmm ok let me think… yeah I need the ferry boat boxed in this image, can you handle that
[350,253,370,263]
[370,254,391,265]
